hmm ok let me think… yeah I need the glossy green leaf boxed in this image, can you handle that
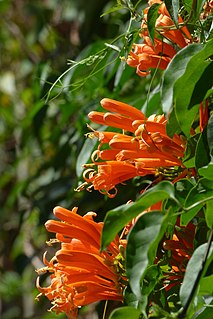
[195,127,210,169]
[101,181,175,250]
[126,210,170,299]
[161,43,203,116]
[174,39,213,136]
[180,242,213,307]
[147,3,160,45]
[165,0,179,27]
[108,306,141,319]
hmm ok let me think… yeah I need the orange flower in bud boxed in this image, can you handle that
[77,98,187,197]
[36,206,126,318]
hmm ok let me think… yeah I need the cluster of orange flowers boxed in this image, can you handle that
[127,0,192,76]
[78,98,186,197]
[36,206,126,318]
[36,1,202,318]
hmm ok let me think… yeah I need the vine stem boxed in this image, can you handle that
[178,228,213,319]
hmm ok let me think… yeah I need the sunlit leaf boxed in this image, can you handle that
[101,181,175,250]
[108,306,141,319]
[199,162,213,180]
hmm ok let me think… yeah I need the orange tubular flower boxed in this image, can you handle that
[127,0,192,76]
[78,98,186,197]
[36,206,126,318]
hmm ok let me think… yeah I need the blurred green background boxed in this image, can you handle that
[0,0,159,318]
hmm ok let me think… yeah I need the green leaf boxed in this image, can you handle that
[100,5,123,17]
[76,137,98,177]
[195,127,211,169]
[193,301,213,319]
[183,134,200,168]
[101,181,175,250]
[181,179,213,225]
[188,62,213,108]
[199,275,213,296]
[180,242,213,307]
[164,0,179,27]
[166,107,182,137]
[147,3,161,45]
[199,162,213,180]
[126,210,171,299]
[205,200,213,228]
[174,39,213,136]
[161,43,203,116]
[108,306,141,319]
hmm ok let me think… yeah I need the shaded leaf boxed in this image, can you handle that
[189,62,213,108]
[147,3,160,45]
[174,39,213,136]
[181,179,213,225]
[180,242,213,307]
[205,200,213,228]
[101,181,175,250]
[161,43,203,116]
[193,300,213,319]
[183,134,200,168]
[165,0,179,27]
[195,127,210,169]
[126,210,171,299]
[207,113,213,152]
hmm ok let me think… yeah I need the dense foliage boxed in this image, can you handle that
[0,0,212,319]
